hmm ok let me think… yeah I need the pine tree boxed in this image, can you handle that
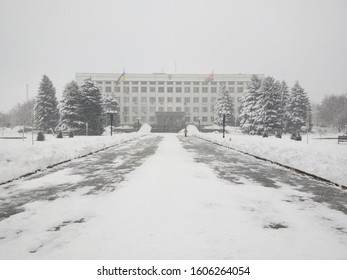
[214,84,234,126]
[286,81,311,133]
[59,81,83,133]
[279,80,290,132]
[253,76,283,133]
[34,75,59,132]
[79,78,103,135]
[239,75,262,134]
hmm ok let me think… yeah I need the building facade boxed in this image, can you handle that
[75,73,264,127]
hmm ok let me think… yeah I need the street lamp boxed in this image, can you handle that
[223,114,226,138]
[106,109,117,136]
[198,118,201,132]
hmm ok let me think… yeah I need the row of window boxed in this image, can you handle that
[105,86,244,94]
[123,116,214,123]
[122,106,216,114]
[117,96,243,103]
[98,80,246,86]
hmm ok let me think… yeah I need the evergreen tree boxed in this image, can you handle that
[239,75,262,134]
[79,78,103,135]
[34,75,59,132]
[253,76,283,133]
[214,84,234,126]
[59,81,83,133]
[279,80,290,132]
[286,81,311,133]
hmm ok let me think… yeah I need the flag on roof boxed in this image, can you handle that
[115,72,125,85]
[204,72,214,84]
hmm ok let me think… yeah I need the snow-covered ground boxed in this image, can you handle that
[0,134,346,259]
[188,126,347,187]
[0,124,151,184]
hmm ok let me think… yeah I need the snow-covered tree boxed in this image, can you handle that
[34,75,59,132]
[253,76,283,133]
[239,75,262,134]
[102,94,120,127]
[214,84,234,126]
[279,80,290,131]
[79,78,103,135]
[286,81,311,133]
[59,81,83,133]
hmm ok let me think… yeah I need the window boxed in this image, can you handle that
[202,116,208,122]
[167,97,173,103]
[202,107,208,113]
[184,107,190,112]
[211,105,214,112]
[159,97,164,103]
[210,97,215,103]
[124,81,129,85]
[123,106,129,113]
[193,81,199,85]
[115,86,120,92]
[193,97,199,103]
[184,97,190,104]
[176,82,182,85]
[193,117,200,122]
[202,87,208,93]
[184,87,190,93]
[105,86,112,93]
[237,87,243,93]
[202,97,208,103]
[124,87,129,93]
[211,81,217,85]
[211,116,214,122]
[105,81,111,84]
[123,97,129,103]
[132,81,138,85]
[176,87,182,93]
[193,107,199,112]
[237,81,243,85]
[167,107,173,112]
[97,81,103,85]
[158,107,164,112]
[237,97,243,102]
[150,116,155,122]
[150,107,155,112]
[193,87,199,93]
[176,97,182,103]
[132,116,138,122]
[141,81,147,85]
[185,116,191,122]
[176,107,182,112]
[158,87,164,93]
[132,107,138,113]
[141,107,147,114]
[150,87,156,93]
[229,87,235,93]
[228,81,235,85]
[132,97,138,104]
[132,87,138,93]
[167,82,173,85]
[115,97,120,103]
[211,87,217,93]
[150,81,156,85]
[141,97,147,103]
[167,87,173,93]
[184,81,190,85]
[141,87,147,93]
[150,97,155,104]
[124,116,129,122]
[158,82,164,85]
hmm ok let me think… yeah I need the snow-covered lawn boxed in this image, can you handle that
[0,124,151,184]
[189,126,347,187]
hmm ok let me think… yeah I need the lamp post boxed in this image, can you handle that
[106,109,117,136]
[223,114,226,138]
[198,118,201,132]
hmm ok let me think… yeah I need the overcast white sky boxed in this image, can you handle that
[0,0,346,112]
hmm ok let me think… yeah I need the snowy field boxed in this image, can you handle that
[0,125,151,184]
[0,133,346,259]
[189,126,347,187]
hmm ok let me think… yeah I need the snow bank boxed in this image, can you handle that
[0,130,149,184]
[138,123,151,134]
[187,124,199,135]
[196,132,347,187]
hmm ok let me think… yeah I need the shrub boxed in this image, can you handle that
[262,132,268,138]
[37,131,45,141]
[69,131,74,138]
[275,131,282,138]
[56,131,63,138]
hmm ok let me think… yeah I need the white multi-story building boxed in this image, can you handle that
[75,73,264,127]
